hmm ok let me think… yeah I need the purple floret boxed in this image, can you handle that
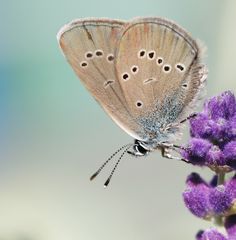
[190,113,212,138]
[183,173,211,218]
[186,172,209,186]
[206,145,225,166]
[225,175,236,200]
[182,138,212,165]
[209,185,233,214]
[205,91,236,120]
[226,115,236,140]
[223,141,236,169]
[190,116,228,143]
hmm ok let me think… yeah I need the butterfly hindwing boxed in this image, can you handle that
[115,17,207,141]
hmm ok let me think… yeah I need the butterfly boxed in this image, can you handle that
[57,17,207,186]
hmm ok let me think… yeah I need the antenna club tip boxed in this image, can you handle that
[90,172,98,181]
[104,178,110,188]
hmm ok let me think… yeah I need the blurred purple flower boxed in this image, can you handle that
[225,215,236,239]
[196,229,227,240]
[196,214,236,240]
[181,91,236,170]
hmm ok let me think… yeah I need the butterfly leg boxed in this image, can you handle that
[163,112,197,132]
[179,112,197,124]
[159,143,189,163]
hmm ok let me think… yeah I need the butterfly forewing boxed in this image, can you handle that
[115,18,206,141]
[57,19,142,140]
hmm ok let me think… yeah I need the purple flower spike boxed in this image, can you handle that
[206,91,236,120]
[223,141,236,169]
[183,173,211,218]
[209,185,233,214]
[182,91,236,239]
[196,229,227,240]
[182,138,212,165]
[225,215,236,239]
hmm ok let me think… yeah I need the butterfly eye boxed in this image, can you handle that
[156,57,163,65]
[163,64,171,73]
[131,65,139,74]
[95,49,103,57]
[147,50,156,60]
[85,51,93,59]
[122,72,130,81]
[107,54,114,62]
[136,101,143,108]
[175,63,185,72]
[138,49,146,59]
[80,61,88,68]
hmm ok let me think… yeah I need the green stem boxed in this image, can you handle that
[217,172,225,185]
[214,172,225,227]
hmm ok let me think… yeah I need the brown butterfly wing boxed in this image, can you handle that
[115,17,207,141]
[57,19,142,139]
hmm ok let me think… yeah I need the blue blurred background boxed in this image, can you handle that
[1,0,236,239]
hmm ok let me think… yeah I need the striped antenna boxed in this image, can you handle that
[90,143,132,181]
[104,145,132,188]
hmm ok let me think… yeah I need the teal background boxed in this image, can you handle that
[1,0,236,239]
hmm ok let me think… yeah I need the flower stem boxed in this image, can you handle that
[214,172,226,227]
[217,172,225,185]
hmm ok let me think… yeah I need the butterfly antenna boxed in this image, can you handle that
[104,145,132,188]
[90,144,132,181]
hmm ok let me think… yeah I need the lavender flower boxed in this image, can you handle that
[181,91,236,171]
[181,91,236,239]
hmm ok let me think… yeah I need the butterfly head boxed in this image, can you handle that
[127,139,151,157]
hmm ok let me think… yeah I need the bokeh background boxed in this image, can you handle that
[1,0,236,239]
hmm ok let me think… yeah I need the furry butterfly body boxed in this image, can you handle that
[57,17,207,158]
